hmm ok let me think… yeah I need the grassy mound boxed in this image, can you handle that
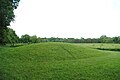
[0,43,120,80]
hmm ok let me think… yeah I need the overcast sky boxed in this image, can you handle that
[10,0,120,38]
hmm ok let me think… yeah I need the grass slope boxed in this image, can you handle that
[0,43,120,80]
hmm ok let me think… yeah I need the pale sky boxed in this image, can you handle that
[10,0,120,38]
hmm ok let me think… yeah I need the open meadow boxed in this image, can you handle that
[0,43,120,80]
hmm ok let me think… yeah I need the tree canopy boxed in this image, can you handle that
[0,0,20,45]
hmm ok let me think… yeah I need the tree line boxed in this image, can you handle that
[18,34,120,44]
[4,29,120,46]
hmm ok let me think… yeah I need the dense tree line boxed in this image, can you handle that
[18,34,120,44]
[2,28,120,45]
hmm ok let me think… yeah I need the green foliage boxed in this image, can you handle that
[0,29,7,45]
[113,36,120,43]
[30,35,38,43]
[0,0,20,45]
[1,43,120,79]
[0,0,20,26]
[6,28,19,46]
[47,37,64,42]
[37,37,42,43]
[21,34,31,43]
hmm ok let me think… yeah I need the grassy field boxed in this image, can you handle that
[0,43,120,80]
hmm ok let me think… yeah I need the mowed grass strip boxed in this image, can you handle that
[0,43,120,80]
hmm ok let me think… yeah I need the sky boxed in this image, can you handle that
[10,0,120,38]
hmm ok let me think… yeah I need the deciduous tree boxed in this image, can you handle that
[0,0,20,45]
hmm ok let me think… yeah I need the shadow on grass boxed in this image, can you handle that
[0,72,17,80]
[96,48,120,52]
[10,44,23,47]
[0,70,8,80]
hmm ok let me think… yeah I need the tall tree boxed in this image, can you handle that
[0,0,20,45]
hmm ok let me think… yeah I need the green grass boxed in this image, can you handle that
[1,43,120,80]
